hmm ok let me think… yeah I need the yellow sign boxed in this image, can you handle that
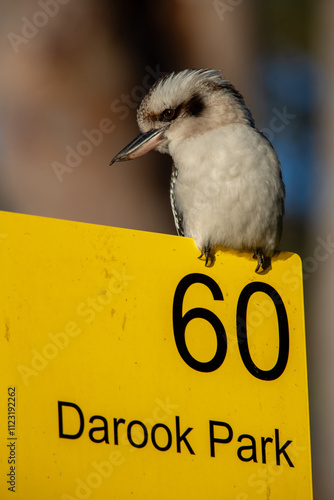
[0,211,312,499]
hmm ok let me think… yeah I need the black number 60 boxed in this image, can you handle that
[172,273,289,380]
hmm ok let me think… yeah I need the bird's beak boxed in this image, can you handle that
[110,126,168,165]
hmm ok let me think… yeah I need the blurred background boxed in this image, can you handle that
[0,0,332,497]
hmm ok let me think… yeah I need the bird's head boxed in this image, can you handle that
[110,68,254,165]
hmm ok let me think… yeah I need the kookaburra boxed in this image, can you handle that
[110,69,285,272]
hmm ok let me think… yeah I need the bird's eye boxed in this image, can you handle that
[161,108,175,121]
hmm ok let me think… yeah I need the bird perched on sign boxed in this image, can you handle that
[110,69,285,272]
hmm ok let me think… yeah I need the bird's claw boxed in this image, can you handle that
[198,246,214,267]
[253,248,271,273]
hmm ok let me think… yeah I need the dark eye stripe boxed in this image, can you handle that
[158,93,204,123]
[183,93,204,117]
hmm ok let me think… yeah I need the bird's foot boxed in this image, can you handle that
[198,246,214,267]
[253,248,271,273]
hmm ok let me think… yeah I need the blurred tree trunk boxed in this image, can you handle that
[0,0,174,231]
